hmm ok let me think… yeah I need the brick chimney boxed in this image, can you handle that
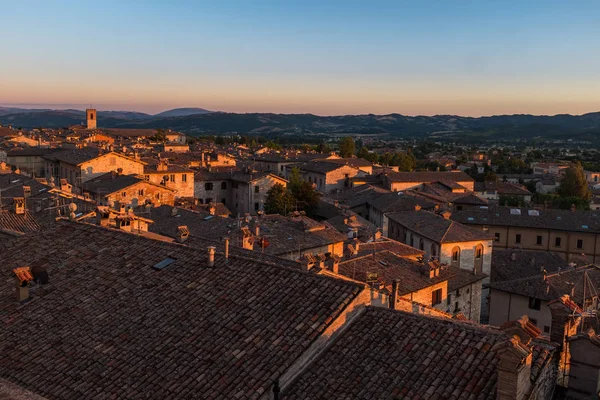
[496,337,533,400]
[389,279,398,310]
[13,197,25,215]
[330,255,340,274]
[13,267,33,303]
[207,246,216,267]
[177,226,189,243]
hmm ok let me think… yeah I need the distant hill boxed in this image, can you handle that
[153,108,213,118]
[1,107,599,143]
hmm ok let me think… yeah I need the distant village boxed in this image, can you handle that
[1,110,600,399]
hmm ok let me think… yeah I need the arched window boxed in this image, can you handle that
[90,113,94,120]
[475,244,483,259]
[474,244,484,274]
[419,238,424,251]
[451,246,460,267]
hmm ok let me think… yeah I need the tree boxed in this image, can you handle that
[557,163,592,201]
[288,167,320,215]
[317,141,332,154]
[264,184,295,215]
[338,137,355,158]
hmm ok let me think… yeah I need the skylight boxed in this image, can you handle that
[153,257,176,270]
[527,210,540,216]
[510,209,521,215]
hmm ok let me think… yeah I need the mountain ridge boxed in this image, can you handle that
[1,107,599,142]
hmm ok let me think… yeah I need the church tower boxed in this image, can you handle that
[86,108,97,129]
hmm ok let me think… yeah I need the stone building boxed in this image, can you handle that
[44,149,145,188]
[453,205,600,264]
[488,265,600,335]
[82,172,176,207]
[194,169,287,216]
[86,108,97,129]
[285,161,366,193]
[143,160,194,198]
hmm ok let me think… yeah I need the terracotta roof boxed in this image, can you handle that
[387,210,494,243]
[0,210,41,234]
[286,161,358,175]
[0,221,363,399]
[386,170,474,183]
[491,249,567,283]
[338,251,450,295]
[368,191,438,213]
[453,205,600,234]
[282,307,551,399]
[489,265,600,303]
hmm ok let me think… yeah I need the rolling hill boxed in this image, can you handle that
[1,107,599,142]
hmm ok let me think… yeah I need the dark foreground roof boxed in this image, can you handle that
[282,307,552,400]
[0,221,362,400]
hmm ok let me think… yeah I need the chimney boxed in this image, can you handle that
[374,229,382,240]
[254,224,260,237]
[389,279,398,310]
[441,210,452,219]
[207,246,216,267]
[414,204,422,211]
[301,254,316,273]
[13,197,25,215]
[511,252,517,261]
[496,337,533,400]
[209,204,216,216]
[177,226,189,243]
[224,237,230,262]
[530,257,535,266]
[13,267,33,303]
[353,238,360,252]
[330,254,340,274]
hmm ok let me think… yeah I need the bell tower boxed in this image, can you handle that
[86,108,97,129]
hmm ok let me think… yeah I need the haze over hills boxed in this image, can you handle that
[0,106,599,142]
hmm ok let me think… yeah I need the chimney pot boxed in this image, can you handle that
[511,252,517,261]
[207,246,216,267]
[224,237,230,262]
[389,279,398,310]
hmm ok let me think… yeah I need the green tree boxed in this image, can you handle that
[264,183,295,215]
[288,167,320,215]
[338,137,356,158]
[557,163,592,201]
[317,141,332,154]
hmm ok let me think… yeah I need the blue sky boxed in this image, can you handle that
[1,0,600,115]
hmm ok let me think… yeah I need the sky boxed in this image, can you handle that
[1,0,600,116]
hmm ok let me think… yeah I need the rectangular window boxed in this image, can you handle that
[138,189,144,196]
[205,182,214,191]
[221,199,226,205]
[536,235,543,245]
[555,237,561,247]
[221,182,227,190]
[494,232,500,242]
[206,198,212,204]
[122,191,127,198]
[543,326,550,333]
[528,297,541,310]
[515,234,521,244]
[170,174,176,183]
[254,202,259,211]
[144,175,150,181]
[432,288,442,305]
[255,185,260,193]
[577,239,583,249]
[182,174,187,183]
[447,294,451,306]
